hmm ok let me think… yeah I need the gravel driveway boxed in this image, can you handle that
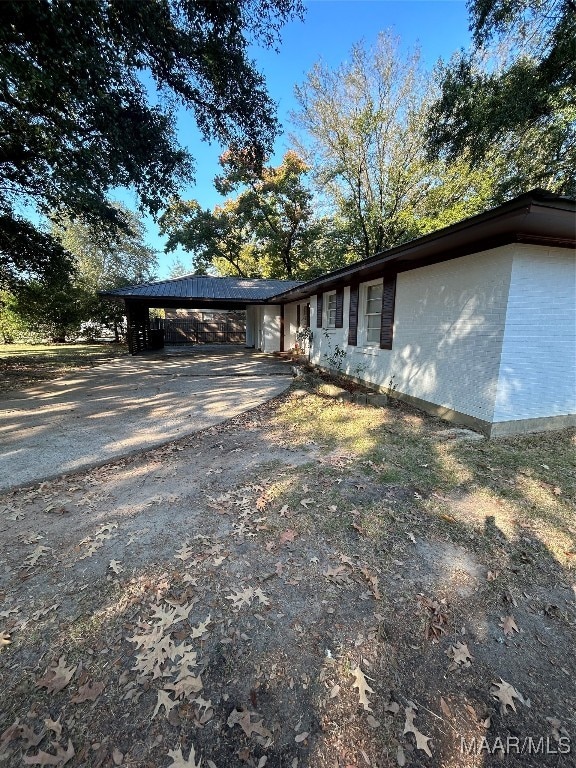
[0,345,293,491]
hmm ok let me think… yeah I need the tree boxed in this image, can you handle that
[427,0,576,195]
[13,277,91,343]
[53,205,158,340]
[215,149,319,278]
[0,290,28,343]
[168,258,191,279]
[161,198,255,277]
[292,33,526,259]
[0,0,304,289]
[160,151,323,279]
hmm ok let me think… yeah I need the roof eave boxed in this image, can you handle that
[269,191,575,303]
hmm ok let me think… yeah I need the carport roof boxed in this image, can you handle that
[101,275,303,305]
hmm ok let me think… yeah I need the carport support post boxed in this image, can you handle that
[280,304,285,353]
[126,301,152,355]
[126,301,135,355]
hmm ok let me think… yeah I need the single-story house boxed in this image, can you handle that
[102,189,575,437]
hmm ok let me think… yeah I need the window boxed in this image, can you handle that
[365,282,383,343]
[326,291,337,328]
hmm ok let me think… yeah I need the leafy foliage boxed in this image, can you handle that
[292,33,504,260]
[54,205,158,339]
[427,0,576,195]
[12,277,91,344]
[0,290,30,343]
[161,151,330,278]
[0,0,304,285]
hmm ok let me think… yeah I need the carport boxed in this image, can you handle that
[100,275,303,355]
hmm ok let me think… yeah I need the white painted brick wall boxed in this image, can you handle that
[494,246,576,422]
[262,306,281,353]
[310,246,516,421]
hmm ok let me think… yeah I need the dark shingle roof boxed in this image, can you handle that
[101,275,303,302]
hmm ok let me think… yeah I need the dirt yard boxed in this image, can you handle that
[1,377,575,768]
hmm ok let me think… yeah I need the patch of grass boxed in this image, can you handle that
[273,390,576,566]
[0,342,127,392]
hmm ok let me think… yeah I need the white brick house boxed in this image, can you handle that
[269,191,576,436]
[103,190,575,436]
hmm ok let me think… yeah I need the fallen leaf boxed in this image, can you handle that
[500,615,519,636]
[44,719,62,739]
[323,565,352,584]
[279,529,296,545]
[226,587,254,609]
[491,679,524,714]
[167,745,202,768]
[24,545,51,568]
[227,708,272,739]
[112,748,123,765]
[0,630,11,649]
[448,642,473,667]
[36,657,77,694]
[300,498,314,508]
[366,715,380,729]
[396,745,406,767]
[351,666,374,712]
[109,560,123,575]
[440,697,452,718]
[403,704,432,756]
[190,616,211,639]
[164,675,203,699]
[360,568,381,600]
[295,732,309,743]
[71,681,105,703]
[17,725,44,749]
[175,543,195,562]
[151,690,177,720]
[23,739,75,766]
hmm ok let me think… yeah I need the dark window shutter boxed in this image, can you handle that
[348,283,359,346]
[296,304,301,328]
[316,293,323,328]
[335,288,344,328]
[306,303,311,328]
[380,275,397,350]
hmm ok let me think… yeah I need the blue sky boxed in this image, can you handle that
[120,0,472,278]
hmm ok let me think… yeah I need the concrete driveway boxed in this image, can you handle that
[0,345,294,492]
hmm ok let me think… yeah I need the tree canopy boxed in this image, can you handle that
[0,0,303,288]
[292,33,505,260]
[160,151,328,279]
[427,0,576,195]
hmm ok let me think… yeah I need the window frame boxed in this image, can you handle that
[361,279,383,346]
[324,290,337,329]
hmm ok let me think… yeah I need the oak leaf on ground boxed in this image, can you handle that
[36,657,76,694]
[167,745,202,768]
[448,642,473,667]
[500,615,519,636]
[152,690,178,720]
[227,708,272,739]
[491,679,524,714]
[351,666,374,712]
[403,704,432,757]
[22,739,74,766]
[71,681,105,703]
